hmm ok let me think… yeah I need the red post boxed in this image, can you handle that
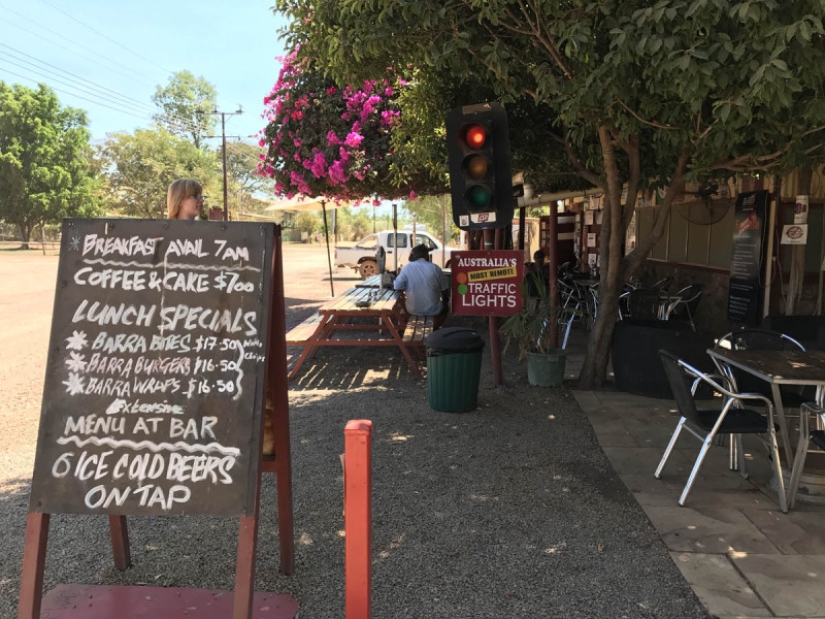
[345,420,372,619]
[547,205,559,348]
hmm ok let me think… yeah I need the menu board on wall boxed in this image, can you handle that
[727,191,767,325]
[29,219,275,517]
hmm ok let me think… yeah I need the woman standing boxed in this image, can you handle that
[166,178,223,220]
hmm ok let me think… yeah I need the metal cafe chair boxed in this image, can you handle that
[558,279,586,349]
[625,288,667,320]
[788,401,825,509]
[655,350,787,512]
[665,284,704,330]
[713,328,811,472]
[650,276,673,292]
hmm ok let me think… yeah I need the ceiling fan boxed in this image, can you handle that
[673,182,736,226]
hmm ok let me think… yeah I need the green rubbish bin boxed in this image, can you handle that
[425,327,485,412]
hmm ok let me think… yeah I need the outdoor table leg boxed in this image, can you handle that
[288,316,335,380]
[382,314,424,380]
[770,382,794,468]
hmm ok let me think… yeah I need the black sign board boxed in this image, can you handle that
[727,191,767,325]
[29,219,275,517]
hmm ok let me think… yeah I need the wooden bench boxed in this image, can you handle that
[285,312,323,345]
[402,315,437,348]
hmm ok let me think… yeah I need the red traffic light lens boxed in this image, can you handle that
[464,154,489,180]
[464,124,487,149]
[466,185,491,210]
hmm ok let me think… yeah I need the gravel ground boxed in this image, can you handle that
[0,247,709,618]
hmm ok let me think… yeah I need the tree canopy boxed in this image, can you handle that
[274,0,825,387]
[0,82,101,246]
[97,128,219,218]
[152,70,218,148]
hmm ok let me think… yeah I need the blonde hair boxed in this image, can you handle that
[166,179,203,219]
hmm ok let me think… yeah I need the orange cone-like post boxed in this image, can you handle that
[344,420,373,619]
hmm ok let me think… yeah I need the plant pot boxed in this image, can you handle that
[526,349,566,387]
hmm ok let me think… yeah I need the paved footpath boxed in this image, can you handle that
[565,332,825,619]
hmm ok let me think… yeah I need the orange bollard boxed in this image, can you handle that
[344,420,372,619]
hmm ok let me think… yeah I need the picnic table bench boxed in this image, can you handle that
[285,284,430,380]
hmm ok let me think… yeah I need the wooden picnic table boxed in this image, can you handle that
[286,284,425,380]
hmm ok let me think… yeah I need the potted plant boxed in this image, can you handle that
[499,270,567,386]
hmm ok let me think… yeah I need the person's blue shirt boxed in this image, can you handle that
[393,258,447,316]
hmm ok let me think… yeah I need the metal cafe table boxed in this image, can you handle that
[706,348,825,468]
[285,284,424,380]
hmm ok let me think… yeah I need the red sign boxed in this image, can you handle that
[450,250,524,316]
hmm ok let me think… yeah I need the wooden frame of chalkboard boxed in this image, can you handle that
[18,219,295,619]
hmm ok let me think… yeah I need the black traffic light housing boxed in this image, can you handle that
[446,102,513,230]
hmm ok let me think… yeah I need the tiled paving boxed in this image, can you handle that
[563,330,825,618]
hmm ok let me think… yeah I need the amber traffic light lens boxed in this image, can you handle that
[464,124,487,149]
[464,154,489,180]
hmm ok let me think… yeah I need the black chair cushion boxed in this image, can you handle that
[694,408,772,434]
[811,430,825,451]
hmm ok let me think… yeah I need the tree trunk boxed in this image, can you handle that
[19,223,33,250]
[576,128,634,389]
[575,136,688,389]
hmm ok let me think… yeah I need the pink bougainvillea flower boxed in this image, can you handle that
[329,160,347,185]
[344,132,364,148]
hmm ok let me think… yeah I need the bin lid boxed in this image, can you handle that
[424,327,484,352]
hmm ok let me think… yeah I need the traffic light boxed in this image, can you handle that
[446,102,513,230]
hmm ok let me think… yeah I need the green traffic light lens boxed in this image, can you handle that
[465,185,491,210]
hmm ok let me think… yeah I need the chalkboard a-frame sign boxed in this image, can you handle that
[29,218,275,518]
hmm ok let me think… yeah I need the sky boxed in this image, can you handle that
[0,0,289,144]
[0,0,411,220]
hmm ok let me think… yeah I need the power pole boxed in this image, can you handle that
[207,106,243,220]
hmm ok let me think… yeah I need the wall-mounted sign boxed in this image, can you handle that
[780,224,808,245]
[450,251,524,316]
[727,191,767,325]
[795,195,809,224]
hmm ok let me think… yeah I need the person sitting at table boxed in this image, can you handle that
[166,178,223,221]
[393,243,449,328]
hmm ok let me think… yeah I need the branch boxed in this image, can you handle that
[615,99,676,131]
[498,6,575,80]
[623,151,689,278]
[561,136,602,188]
[622,134,641,231]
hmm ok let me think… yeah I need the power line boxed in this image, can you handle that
[0,3,249,142]
[0,7,158,87]
[0,56,162,121]
[35,0,175,77]
[0,66,150,122]
[0,46,157,115]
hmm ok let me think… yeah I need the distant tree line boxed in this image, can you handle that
[0,71,271,246]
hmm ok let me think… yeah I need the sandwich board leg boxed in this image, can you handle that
[270,227,295,576]
[18,512,49,619]
[108,515,132,569]
[233,512,260,619]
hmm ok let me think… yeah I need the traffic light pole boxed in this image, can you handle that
[484,229,504,387]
